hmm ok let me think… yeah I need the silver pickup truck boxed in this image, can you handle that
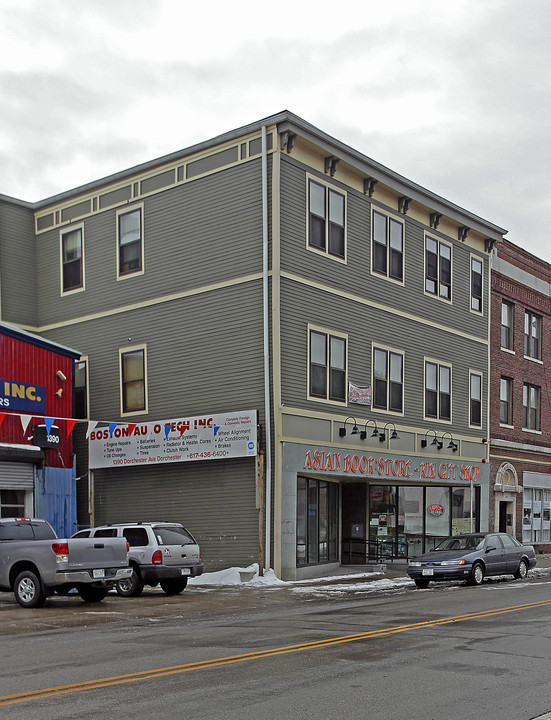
[0,517,132,608]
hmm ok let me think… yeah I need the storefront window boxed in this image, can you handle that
[524,488,551,543]
[296,477,338,566]
[369,486,397,558]
[451,487,479,535]
[425,487,450,550]
[398,486,423,558]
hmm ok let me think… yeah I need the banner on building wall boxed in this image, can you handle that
[348,382,371,406]
[88,410,257,469]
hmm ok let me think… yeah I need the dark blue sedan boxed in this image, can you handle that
[407,532,537,588]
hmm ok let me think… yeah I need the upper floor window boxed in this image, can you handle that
[309,328,346,403]
[500,376,512,425]
[523,383,540,431]
[425,360,451,421]
[501,301,514,350]
[373,347,403,413]
[74,358,88,419]
[471,257,483,313]
[120,345,147,415]
[372,210,404,282]
[425,236,451,300]
[60,225,84,294]
[524,311,541,360]
[117,205,143,278]
[469,372,482,427]
[308,179,345,260]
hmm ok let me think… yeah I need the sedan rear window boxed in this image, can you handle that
[154,526,195,545]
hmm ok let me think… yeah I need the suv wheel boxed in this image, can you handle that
[116,567,144,597]
[160,577,188,595]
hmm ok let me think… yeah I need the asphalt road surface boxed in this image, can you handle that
[1,573,551,720]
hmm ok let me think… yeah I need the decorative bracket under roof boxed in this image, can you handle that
[430,212,442,230]
[363,177,378,197]
[458,226,470,242]
[280,131,297,154]
[485,238,498,253]
[324,156,339,177]
[398,196,411,215]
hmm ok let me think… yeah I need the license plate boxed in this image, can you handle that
[93,569,105,579]
[422,569,434,576]
[180,568,191,576]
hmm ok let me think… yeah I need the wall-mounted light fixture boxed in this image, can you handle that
[360,419,379,440]
[421,429,439,448]
[339,416,359,437]
[56,370,67,382]
[55,388,63,398]
[441,431,458,452]
[379,422,399,442]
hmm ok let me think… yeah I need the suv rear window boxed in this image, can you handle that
[123,527,149,547]
[154,526,195,545]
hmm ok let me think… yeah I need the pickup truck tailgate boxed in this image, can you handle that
[67,537,128,568]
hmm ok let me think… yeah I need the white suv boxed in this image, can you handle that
[72,522,204,596]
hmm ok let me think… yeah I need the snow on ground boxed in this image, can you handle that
[188,564,414,595]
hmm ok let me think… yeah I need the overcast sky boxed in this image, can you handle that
[1,0,550,261]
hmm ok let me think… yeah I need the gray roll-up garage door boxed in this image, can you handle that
[0,462,34,489]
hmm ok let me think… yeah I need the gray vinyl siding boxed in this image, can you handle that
[279,155,489,341]
[93,457,259,572]
[279,277,487,436]
[35,159,267,327]
[0,199,37,326]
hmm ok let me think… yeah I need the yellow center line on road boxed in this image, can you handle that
[2,598,551,706]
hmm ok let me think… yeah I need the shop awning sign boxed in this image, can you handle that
[88,410,257,469]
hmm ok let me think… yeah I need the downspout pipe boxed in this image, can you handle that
[261,125,272,573]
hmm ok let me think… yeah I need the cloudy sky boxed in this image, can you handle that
[1,0,550,261]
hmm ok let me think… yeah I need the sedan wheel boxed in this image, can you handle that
[414,579,430,589]
[469,562,485,586]
[514,559,528,580]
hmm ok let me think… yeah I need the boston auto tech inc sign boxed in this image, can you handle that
[88,410,257,469]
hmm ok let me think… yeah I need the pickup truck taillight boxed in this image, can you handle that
[52,542,69,563]
[152,550,163,564]
[126,541,130,553]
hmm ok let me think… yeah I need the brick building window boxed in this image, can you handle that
[501,301,514,350]
[523,383,540,431]
[500,377,512,425]
[524,311,541,360]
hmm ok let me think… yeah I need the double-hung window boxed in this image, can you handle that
[469,372,482,427]
[117,205,143,277]
[120,346,147,415]
[471,257,483,312]
[500,377,512,425]
[523,383,540,431]
[60,225,84,293]
[372,210,404,282]
[373,347,403,413]
[425,361,451,421]
[501,301,514,350]
[309,329,346,403]
[425,236,451,300]
[308,179,345,259]
[524,310,541,360]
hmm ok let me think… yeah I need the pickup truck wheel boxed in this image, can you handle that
[160,577,188,594]
[79,587,108,603]
[14,570,46,608]
[116,567,144,597]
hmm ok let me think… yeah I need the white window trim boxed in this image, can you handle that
[116,202,145,280]
[371,343,405,417]
[305,174,347,264]
[59,222,85,296]
[423,356,452,424]
[307,323,348,406]
[119,343,148,417]
[468,369,483,429]
[469,253,484,315]
[370,207,405,286]
[76,355,90,420]
[423,232,453,303]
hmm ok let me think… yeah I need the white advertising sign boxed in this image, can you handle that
[88,410,257,469]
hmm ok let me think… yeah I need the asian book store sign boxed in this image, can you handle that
[89,410,257,469]
[303,448,483,483]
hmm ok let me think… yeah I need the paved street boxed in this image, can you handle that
[1,564,551,719]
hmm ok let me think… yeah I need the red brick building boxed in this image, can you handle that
[490,240,551,552]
